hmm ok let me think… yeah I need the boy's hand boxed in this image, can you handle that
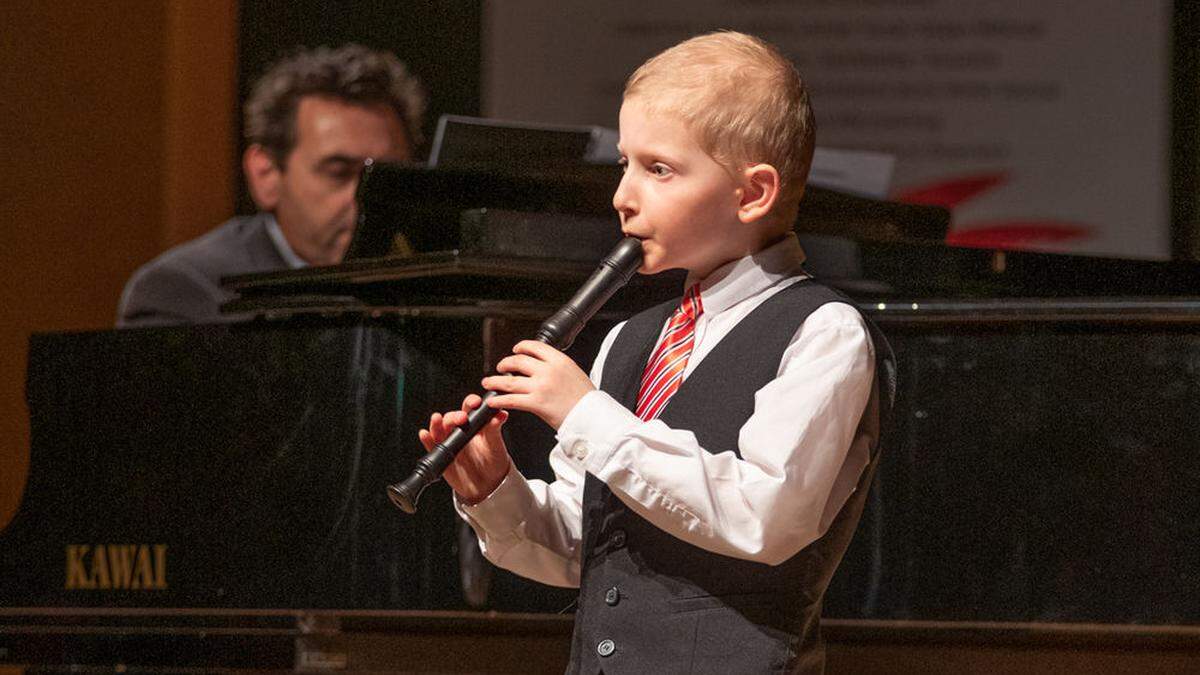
[483,340,595,430]
[418,394,512,505]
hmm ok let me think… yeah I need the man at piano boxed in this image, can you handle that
[117,44,424,327]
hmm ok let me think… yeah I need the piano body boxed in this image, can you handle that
[3,164,1200,672]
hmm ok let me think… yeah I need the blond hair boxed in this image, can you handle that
[624,31,815,222]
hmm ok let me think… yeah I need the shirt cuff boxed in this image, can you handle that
[556,389,641,474]
[453,461,531,539]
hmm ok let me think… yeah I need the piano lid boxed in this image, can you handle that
[220,163,1200,317]
[343,163,951,262]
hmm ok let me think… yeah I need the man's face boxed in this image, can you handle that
[274,96,410,266]
[613,98,745,281]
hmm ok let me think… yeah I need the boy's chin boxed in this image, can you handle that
[637,245,691,276]
[638,258,670,276]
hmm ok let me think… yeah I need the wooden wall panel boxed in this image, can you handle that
[0,2,236,531]
[164,2,238,247]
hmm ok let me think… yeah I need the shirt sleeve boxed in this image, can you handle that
[454,320,628,588]
[457,301,877,575]
[555,301,877,566]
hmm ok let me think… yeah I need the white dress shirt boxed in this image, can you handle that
[456,234,879,588]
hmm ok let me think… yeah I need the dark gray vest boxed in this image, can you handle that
[567,279,895,675]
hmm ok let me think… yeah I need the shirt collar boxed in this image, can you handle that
[263,213,309,270]
[692,233,808,317]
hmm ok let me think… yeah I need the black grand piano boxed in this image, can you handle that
[4,163,1200,672]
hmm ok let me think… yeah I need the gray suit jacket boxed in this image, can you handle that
[117,213,289,327]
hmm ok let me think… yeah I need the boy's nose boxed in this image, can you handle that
[612,172,636,216]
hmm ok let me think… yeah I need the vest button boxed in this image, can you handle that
[609,529,627,549]
[604,587,620,606]
[597,638,616,657]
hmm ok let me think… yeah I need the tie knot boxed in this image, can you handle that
[678,284,703,321]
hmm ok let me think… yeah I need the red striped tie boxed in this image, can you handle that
[635,285,704,421]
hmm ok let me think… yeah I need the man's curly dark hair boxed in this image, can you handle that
[244,44,426,165]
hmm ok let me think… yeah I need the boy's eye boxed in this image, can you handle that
[617,157,629,172]
[649,163,672,177]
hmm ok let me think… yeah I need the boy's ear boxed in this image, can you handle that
[243,144,283,211]
[737,163,781,224]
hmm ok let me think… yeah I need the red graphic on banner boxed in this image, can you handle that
[943,223,1091,248]
[895,172,1093,250]
[894,173,1009,209]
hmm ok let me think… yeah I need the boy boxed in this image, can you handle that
[420,31,892,674]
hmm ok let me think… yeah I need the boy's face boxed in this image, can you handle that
[614,99,746,279]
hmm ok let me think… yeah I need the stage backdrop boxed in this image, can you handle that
[483,0,1172,260]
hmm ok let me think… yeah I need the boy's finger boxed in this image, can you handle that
[496,354,542,375]
[463,393,482,411]
[482,374,532,394]
[480,410,509,432]
[418,429,435,452]
[479,411,510,444]
[429,412,443,438]
[485,393,531,412]
[512,340,559,360]
[444,409,468,427]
